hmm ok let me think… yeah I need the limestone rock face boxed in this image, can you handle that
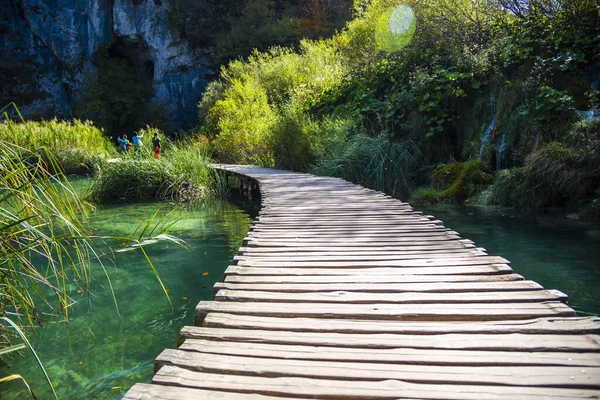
[0,0,210,129]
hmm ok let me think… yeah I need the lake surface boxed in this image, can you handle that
[1,178,256,399]
[416,204,600,316]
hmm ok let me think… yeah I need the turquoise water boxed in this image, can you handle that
[416,204,600,316]
[1,178,255,399]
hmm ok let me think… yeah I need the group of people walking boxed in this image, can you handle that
[117,132,162,159]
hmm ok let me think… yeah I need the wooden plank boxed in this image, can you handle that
[247,230,458,239]
[244,238,465,247]
[202,314,600,334]
[194,300,575,324]
[237,248,485,258]
[213,280,542,293]
[180,326,600,352]
[179,338,600,367]
[224,264,514,276]
[254,216,442,223]
[224,273,524,284]
[237,248,486,257]
[250,225,446,232]
[213,289,567,304]
[239,243,478,253]
[123,383,299,400]
[244,236,465,246]
[156,349,600,388]
[153,366,600,399]
[251,220,444,227]
[256,215,430,222]
[234,256,510,268]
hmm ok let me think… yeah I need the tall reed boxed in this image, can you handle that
[0,106,114,174]
[311,134,420,199]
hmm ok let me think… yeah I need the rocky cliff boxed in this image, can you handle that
[1,0,211,130]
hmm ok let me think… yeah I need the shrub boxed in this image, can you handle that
[209,76,276,166]
[410,187,441,205]
[311,134,420,198]
[433,160,493,202]
[491,133,600,216]
[489,167,528,207]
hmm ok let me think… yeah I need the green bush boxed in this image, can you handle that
[490,167,528,207]
[491,131,600,218]
[432,160,493,202]
[311,134,420,198]
[410,187,441,205]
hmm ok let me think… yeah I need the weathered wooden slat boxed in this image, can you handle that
[247,230,458,239]
[180,326,600,352]
[237,248,485,258]
[224,272,524,284]
[235,255,510,268]
[122,383,299,400]
[256,215,430,223]
[239,243,478,253]
[153,366,600,399]
[213,280,542,293]
[250,224,446,232]
[244,237,465,246]
[224,264,514,276]
[195,300,575,324]
[201,314,600,335]
[213,289,567,304]
[254,218,442,228]
[156,349,600,388]
[179,338,600,367]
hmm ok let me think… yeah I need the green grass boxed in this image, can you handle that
[86,129,220,202]
[311,134,420,199]
[0,106,115,174]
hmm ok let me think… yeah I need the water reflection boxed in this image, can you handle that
[416,204,600,316]
[1,179,255,399]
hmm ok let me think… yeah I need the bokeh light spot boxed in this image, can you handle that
[375,4,416,53]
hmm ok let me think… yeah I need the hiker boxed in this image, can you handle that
[152,132,161,159]
[117,134,129,152]
[132,131,144,153]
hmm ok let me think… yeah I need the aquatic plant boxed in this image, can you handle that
[0,142,107,351]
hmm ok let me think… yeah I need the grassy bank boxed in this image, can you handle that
[85,129,220,202]
[0,114,114,174]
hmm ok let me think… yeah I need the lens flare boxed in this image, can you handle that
[375,4,416,52]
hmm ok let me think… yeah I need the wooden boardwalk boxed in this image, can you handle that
[125,165,600,399]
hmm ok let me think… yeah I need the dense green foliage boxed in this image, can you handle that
[197,0,599,218]
[86,128,219,202]
[0,117,114,174]
[167,0,353,67]
[491,118,600,213]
